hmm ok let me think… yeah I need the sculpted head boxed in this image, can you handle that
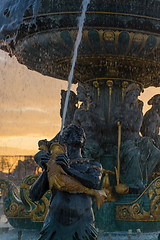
[148,94,160,108]
[61,124,86,148]
[124,83,141,103]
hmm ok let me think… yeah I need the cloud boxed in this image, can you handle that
[0,51,70,108]
[0,50,160,155]
[0,55,6,62]
[2,107,49,113]
[0,50,74,155]
[0,137,39,155]
[0,50,68,153]
[0,146,36,155]
[0,105,61,137]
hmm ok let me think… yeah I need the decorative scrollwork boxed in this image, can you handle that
[5,202,26,218]
[0,176,51,223]
[132,203,141,214]
[30,195,50,222]
[9,202,19,217]
[154,179,160,189]
[0,182,9,198]
[151,195,160,219]
[118,206,130,220]
[116,177,160,221]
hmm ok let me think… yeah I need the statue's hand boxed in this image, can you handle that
[56,153,69,167]
[41,153,51,170]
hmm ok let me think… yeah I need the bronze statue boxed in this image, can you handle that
[112,83,143,142]
[111,84,160,193]
[29,124,105,240]
[73,83,105,160]
[141,94,160,149]
[38,141,106,210]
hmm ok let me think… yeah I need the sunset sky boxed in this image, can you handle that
[0,50,69,155]
[0,50,159,155]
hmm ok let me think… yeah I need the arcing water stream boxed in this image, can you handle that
[60,0,90,135]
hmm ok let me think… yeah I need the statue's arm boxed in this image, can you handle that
[64,162,102,189]
[55,154,102,189]
[29,170,49,201]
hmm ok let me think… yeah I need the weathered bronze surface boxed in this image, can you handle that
[0,0,160,234]
[0,176,51,228]
[0,0,160,87]
[41,142,107,210]
[116,177,160,221]
[29,124,105,239]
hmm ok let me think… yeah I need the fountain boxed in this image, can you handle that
[0,0,160,237]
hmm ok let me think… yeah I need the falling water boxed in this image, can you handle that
[60,0,90,135]
[0,0,42,39]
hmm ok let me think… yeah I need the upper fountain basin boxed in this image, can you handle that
[0,0,160,86]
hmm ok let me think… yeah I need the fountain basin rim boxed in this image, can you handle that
[15,27,160,47]
[23,11,160,22]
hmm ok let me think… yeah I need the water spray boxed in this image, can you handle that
[60,0,90,136]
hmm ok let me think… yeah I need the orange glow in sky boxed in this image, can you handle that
[0,50,159,155]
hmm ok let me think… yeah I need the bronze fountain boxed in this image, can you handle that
[0,0,160,235]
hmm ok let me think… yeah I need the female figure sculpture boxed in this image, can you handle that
[73,83,105,160]
[29,124,104,240]
[112,83,143,142]
[112,84,160,192]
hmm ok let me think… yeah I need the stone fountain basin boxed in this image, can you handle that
[0,0,160,86]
